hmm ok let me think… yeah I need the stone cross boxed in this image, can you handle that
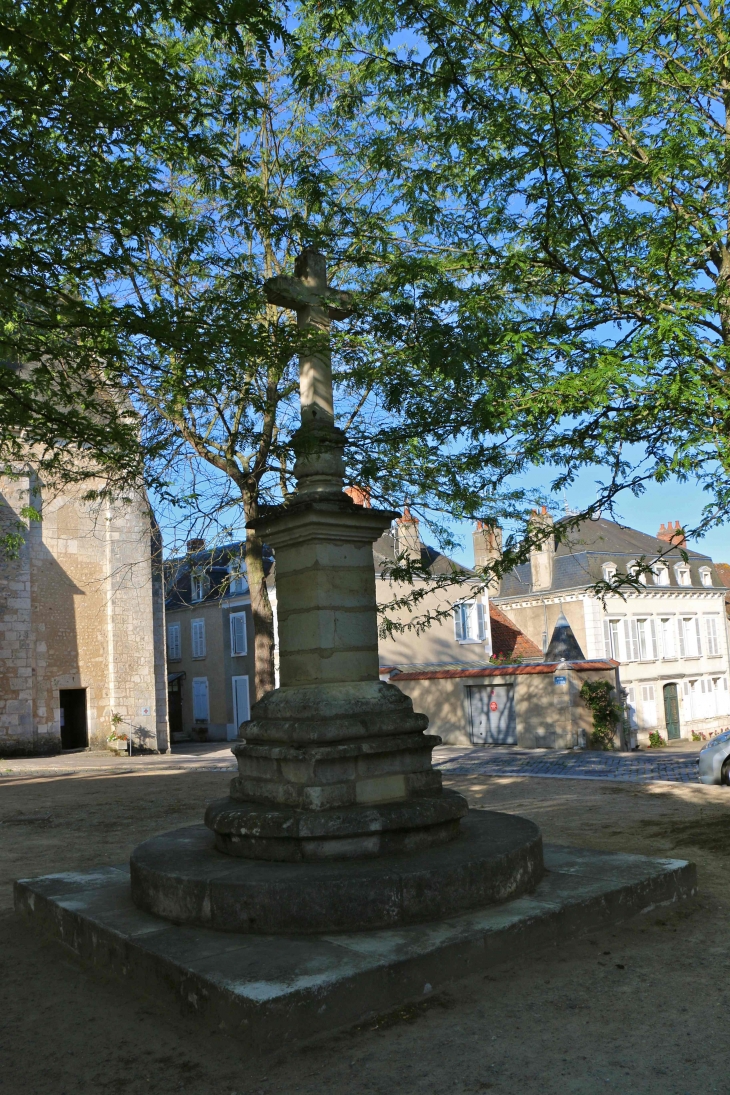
[264,249,352,429]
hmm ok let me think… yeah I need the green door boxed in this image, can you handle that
[663,683,681,740]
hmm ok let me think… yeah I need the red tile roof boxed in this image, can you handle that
[390,660,618,681]
[489,604,543,660]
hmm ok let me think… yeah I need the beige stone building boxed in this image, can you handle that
[0,470,168,755]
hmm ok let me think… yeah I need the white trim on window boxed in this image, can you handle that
[231,675,250,739]
[230,611,247,656]
[699,566,712,588]
[674,563,691,587]
[453,600,487,643]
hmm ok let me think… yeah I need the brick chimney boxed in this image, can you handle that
[657,520,686,548]
[344,485,371,508]
[396,505,422,562]
[529,506,555,591]
[473,520,502,592]
[186,538,205,553]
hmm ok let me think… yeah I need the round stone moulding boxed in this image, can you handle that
[129,809,544,935]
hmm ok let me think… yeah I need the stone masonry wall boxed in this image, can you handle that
[0,471,167,755]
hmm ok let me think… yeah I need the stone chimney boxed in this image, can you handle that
[529,506,555,591]
[473,520,502,592]
[344,485,371,508]
[657,520,686,548]
[396,505,422,562]
[186,538,205,553]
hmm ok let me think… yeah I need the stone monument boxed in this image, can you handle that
[130,250,544,933]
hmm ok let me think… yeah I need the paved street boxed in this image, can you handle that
[0,739,708,784]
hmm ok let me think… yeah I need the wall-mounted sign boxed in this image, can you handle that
[553,675,567,686]
[139,706,151,717]
[489,701,498,712]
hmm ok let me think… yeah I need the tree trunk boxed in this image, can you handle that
[245,527,276,701]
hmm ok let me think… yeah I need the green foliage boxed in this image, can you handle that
[579,679,620,750]
[648,731,668,749]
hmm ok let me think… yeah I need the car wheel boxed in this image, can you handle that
[722,758,730,786]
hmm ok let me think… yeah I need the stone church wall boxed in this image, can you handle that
[0,471,168,755]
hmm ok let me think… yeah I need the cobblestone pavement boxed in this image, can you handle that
[432,745,701,784]
[0,741,704,784]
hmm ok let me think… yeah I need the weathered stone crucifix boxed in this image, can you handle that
[264,248,352,431]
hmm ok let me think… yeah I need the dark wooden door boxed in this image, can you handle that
[59,689,88,749]
[663,683,681,740]
[168,683,183,737]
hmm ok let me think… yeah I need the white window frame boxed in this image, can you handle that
[227,560,247,594]
[230,611,247,656]
[602,563,616,583]
[704,614,721,656]
[191,618,206,659]
[699,567,712,588]
[674,563,691,587]
[603,618,622,660]
[231,675,250,740]
[167,622,181,661]
[454,600,487,643]
[659,617,676,660]
[652,563,669,586]
[192,677,209,722]
[640,684,657,727]
[190,570,208,603]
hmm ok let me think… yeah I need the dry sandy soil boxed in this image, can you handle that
[1,765,729,1095]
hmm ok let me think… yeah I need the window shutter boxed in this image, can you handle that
[648,618,657,659]
[192,619,206,658]
[454,605,465,641]
[230,613,247,655]
[475,602,486,641]
[233,675,250,730]
[622,619,631,660]
[167,624,181,660]
[603,620,612,658]
[694,617,702,656]
[677,619,686,658]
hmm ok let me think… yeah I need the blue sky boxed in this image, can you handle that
[445,470,730,570]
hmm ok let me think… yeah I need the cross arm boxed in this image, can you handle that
[264,275,353,319]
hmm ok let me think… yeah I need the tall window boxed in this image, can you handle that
[660,618,676,659]
[678,616,702,658]
[674,564,691,587]
[713,677,730,716]
[230,612,247,656]
[191,618,206,659]
[167,623,181,661]
[603,619,622,659]
[192,677,209,721]
[454,601,486,642]
[228,561,247,594]
[705,615,721,656]
[624,686,638,729]
[652,564,669,586]
[635,618,657,660]
[640,684,657,727]
[191,571,208,602]
[699,567,712,587]
[622,618,640,661]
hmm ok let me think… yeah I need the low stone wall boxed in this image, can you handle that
[388,661,622,750]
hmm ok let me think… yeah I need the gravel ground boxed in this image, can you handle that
[1,766,729,1095]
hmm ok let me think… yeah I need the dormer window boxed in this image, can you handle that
[628,561,647,585]
[652,563,669,586]
[602,564,616,583]
[699,566,712,588]
[190,570,208,602]
[227,560,247,594]
[674,564,691,587]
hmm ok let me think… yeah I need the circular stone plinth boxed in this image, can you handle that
[130,810,543,934]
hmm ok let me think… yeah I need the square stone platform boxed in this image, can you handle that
[15,845,695,1052]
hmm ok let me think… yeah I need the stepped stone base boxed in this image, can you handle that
[15,845,696,1054]
[131,810,544,934]
[206,680,469,860]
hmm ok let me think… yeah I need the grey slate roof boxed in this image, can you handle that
[498,516,720,597]
[165,542,274,610]
[545,612,586,661]
[372,529,476,578]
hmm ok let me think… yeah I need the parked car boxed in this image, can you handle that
[698,731,730,785]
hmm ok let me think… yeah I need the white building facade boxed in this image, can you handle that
[494,515,730,745]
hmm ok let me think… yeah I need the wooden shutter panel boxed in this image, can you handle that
[454,605,465,641]
[475,602,486,641]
